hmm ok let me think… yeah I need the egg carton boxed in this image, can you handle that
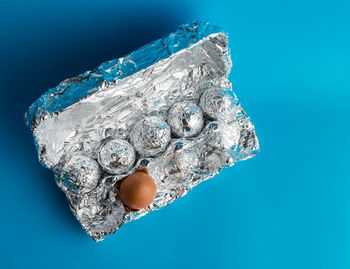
[24,22,259,241]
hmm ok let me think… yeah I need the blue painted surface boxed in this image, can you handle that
[0,0,349,268]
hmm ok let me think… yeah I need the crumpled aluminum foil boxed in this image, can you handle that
[24,22,259,241]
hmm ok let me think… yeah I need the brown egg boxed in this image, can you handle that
[119,168,157,210]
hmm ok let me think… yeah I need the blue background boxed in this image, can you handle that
[1,0,349,268]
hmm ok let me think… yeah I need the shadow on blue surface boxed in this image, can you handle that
[0,4,186,237]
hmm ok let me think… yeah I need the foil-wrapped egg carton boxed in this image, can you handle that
[24,22,259,241]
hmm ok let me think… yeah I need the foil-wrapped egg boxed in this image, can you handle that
[98,138,135,174]
[59,154,101,194]
[167,101,204,138]
[130,116,171,157]
[199,87,237,120]
[118,168,157,210]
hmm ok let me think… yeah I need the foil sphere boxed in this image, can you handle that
[167,101,204,138]
[199,87,237,120]
[130,116,171,157]
[59,154,101,194]
[98,138,135,174]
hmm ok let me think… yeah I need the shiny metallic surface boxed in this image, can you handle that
[167,101,204,138]
[57,154,100,194]
[67,184,126,241]
[130,116,171,157]
[98,138,135,174]
[199,87,238,120]
[24,22,259,241]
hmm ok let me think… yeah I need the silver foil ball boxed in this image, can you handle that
[167,101,204,137]
[199,87,237,120]
[59,154,101,194]
[130,116,171,157]
[98,138,135,174]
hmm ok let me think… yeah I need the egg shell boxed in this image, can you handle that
[118,169,157,210]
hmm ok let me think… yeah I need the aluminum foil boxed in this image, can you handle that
[24,22,259,241]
